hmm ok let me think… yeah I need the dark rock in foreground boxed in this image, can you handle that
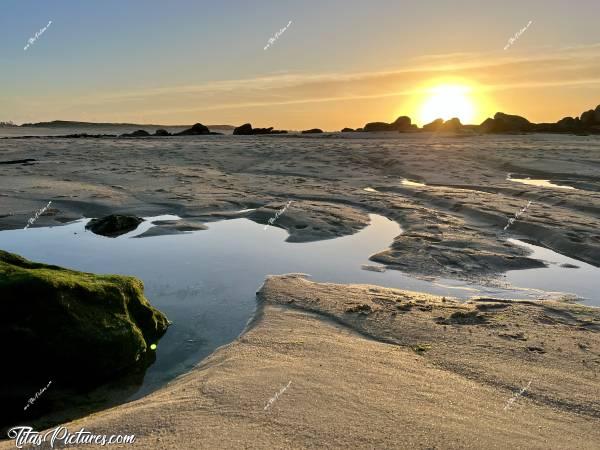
[86,214,144,237]
[233,123,287,135]
[176,123,210,135]
[301,128,324,134]
[0,250,169,385]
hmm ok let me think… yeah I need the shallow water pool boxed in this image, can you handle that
[0,213,598,401]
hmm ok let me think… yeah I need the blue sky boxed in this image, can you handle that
[1,0,599,127]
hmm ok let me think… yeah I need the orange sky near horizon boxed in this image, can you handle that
[11,44,598,130]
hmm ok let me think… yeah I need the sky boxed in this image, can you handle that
[1,0,600,129]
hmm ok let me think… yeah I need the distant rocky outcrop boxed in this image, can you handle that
[478,106,600,134]
[479,113,534,133]
[154,129,171,136]
[422,119,444,132]
[512,105,600,134]
[341,128,355,132]
[580,105,600,128]
[85,214,144,237]
[175,123,210,135]
[422,118,464,132]
[301,128,323,134]
[233,123,287,135]
[364,116,414,132]
[233,123,253,135]
[120,129,151,137]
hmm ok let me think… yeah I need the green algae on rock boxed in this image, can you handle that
[0,250,169,384]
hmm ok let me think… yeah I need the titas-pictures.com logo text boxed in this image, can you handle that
[8,426,135,448]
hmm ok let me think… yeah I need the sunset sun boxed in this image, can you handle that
[419,84,476,125]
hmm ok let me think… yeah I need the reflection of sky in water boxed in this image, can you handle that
[0,214,598,398]
[506,239,599,306]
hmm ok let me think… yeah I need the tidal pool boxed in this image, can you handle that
[0,213,598,403]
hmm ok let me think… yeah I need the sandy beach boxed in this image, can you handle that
[1,132,599,448]
[3,275,597,449]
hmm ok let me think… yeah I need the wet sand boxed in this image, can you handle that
[1,134,598,281]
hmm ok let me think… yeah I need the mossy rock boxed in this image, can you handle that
[0,250,169,384]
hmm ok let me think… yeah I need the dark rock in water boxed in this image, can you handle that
[364,116,413,132]
[176,123,210,135]
[479,112,533,133]
[341,128,355,132]
[0,250,169,385]
[85,214,144,237]
[233,123,254,135]
[120,129,151,137]
[154,129,171,136]
[355,127,364,132]
[301,128,324,134]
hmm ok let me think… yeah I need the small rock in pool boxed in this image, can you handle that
[361,264,386,273]
[85,214,144,237]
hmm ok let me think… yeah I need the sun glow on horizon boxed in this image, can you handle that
[418,84,476,125]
